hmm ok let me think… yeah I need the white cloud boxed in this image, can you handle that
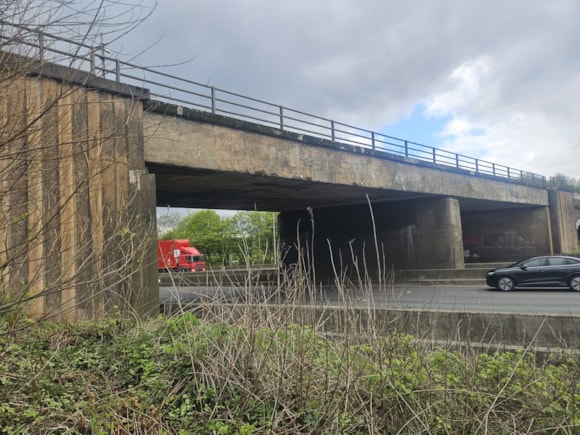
[112,0,580,180]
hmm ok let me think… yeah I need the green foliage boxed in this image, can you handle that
[158,209,277,266]
[157,211,183,238]
[229,211,277,265]
[552,172,580,193]
[1,314,579,433]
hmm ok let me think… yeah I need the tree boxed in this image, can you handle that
[159,210,278,267]
[229,211,277,265]
[157,211,182,237]
[552,173,580,193]
[160,210,229,265]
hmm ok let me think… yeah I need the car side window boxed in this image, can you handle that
[548,257,567,266]
[523,258,546,267]
[566,258,580,265]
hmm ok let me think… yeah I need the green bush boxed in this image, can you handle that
[0,315,578,433]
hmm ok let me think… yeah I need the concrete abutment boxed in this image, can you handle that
[1,60,158,322]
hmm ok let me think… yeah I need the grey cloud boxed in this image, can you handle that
[115,0,580,178]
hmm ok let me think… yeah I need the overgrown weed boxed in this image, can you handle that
[2,210,579,433]
[1,260,579,433]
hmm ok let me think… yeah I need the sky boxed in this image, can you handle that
[105,0,579,183]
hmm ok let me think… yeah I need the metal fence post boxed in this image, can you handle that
[115,59,120,82]
[211,87,216,114]
[38,32,44,62]
[90,49,96,75]
[432,147,436,164]
[371,131,375,150]
[101,45,106,78]
[280,106,284,130]
[331,120,335,142]
[475,159,479,174]
[405,141,408,157]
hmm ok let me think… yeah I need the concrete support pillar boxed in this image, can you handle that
[1,71,158,322]
[278,206,381,284]
[461,207,552,263]
[548,189,578,254]
[415,197,465,269]
[279,196,466,283]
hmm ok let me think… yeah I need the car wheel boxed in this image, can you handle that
[496,276,515,291]
[569,275,580,292]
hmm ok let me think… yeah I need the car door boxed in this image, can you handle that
[515,257,548,286]
[544,257,574,286]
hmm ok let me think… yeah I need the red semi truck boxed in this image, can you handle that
[157,239,206,272]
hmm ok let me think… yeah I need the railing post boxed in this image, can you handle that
[507,167,511,180]
[455,154,459,169]
[101,45,106,78]
[371,131,375,150]
[475,159,479,174]
[90,49,96,75]
[492,163,496,176]
[331,120,335,142]
[432,147,436,164]
[404,140,408,157]
[38,32,44,62]
[115,59,120,82]
[280,106,284,130]
[211,87,216,114]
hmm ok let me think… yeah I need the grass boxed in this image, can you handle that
[1,267,579,434]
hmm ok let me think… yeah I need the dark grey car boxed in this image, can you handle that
[486,255,580,291]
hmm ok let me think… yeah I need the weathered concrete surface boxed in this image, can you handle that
[575,194,580,244]
[278,198,464,277]
[461,206,553,262]
[144,103,580,272]
[549,190,579,254]
[415,198,464,269]
[142,108,550,212]
[0,64,158,321]
[171,303,580,353]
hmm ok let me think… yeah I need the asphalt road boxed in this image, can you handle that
[160,284,580,315]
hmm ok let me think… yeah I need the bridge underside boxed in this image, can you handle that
[149,163,576,274]
[148,163,536,214]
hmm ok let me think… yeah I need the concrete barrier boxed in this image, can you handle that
[161,302,580,356]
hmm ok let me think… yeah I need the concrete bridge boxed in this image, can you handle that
[144,101,578,279]
[1,33,578,321]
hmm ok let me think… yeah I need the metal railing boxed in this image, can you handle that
[0,20,549,187]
